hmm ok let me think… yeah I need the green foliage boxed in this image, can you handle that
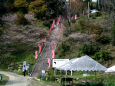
[71,19,76,23]
[43,20,51,28]
[45,0,65,19]
[81,44,100,55]
[96,35,111,44]
[29,0,47,19]
[0,42,35,70]
[90,12,102,19]
[89,24,102,35]
[14,0,27,8]
[16,13,29,25]
[0,28,3,36]
[14,0,28,13]
[112,21,115,45]
[0,74,9,85]
[93,50,112,62]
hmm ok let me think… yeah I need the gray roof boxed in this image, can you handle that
[57,55,107,71]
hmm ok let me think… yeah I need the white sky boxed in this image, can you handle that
[92,0,97,2]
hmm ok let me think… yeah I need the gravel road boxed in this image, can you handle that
[0,71,57,86]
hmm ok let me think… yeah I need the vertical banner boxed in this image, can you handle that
[56,16,61,26]
[50,19,55,30]
[35,51,38,59]
[52,50,55,59]
[46,30,49,37]
[75,14,77,20]
[50,43,53,49]
[48,58,51,68]
[52,41,56,49]
[38,44,42,54]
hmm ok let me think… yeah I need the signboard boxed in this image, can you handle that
[52,59,69,68]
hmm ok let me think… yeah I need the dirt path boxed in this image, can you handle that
[0,71,57,86]
[0,71,29,86]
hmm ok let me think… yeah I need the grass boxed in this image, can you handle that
[42,70,115,86]
[0,74,9,86]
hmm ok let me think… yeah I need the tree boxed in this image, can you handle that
[29,0,47,19]
[112,21,115,45]
[14,0,28,13]
[93,50,112,65]
[45,0,65,19]
[71,0,84,16]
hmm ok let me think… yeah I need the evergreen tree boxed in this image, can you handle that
[112,21,115,45]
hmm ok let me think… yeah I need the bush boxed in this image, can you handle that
[43,21,51,28]
[71,19,76,23]
[96,35,111,44]
[14,0,28,13]
[112,21,115,45]
[93,50,112,62]
[0,28,3,36]
[81,44,100,55]
[89,24,102,35]
[16,13,29,25]
[29,0,47,19]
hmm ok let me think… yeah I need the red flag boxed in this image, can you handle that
[52,50,55,59]
[50,43,53,49]
[75,14,77,20]
[56,16,61,26]
[46,30,49,37]
[38,44,42,54]
[50,19,55,30]
[48,58,51,68]
[52,41,56,49]
[35,51,38,59]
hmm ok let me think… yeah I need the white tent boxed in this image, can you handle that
[105,65,115,73]
[70,55,107,71]
[56,58,80,70]
[57,55,107,71]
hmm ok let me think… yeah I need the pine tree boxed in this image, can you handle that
[112,21,115,45]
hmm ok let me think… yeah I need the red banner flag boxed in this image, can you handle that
[52,41,56,49]
[38,44,42,54]
[75,14,77,20]
[50,19,55,30]
[48,58,51,68]
[52,50,55,59]
[50,43,53,49]
[56,16,61,26]
[46,30,49,37]
[35,51,38,59]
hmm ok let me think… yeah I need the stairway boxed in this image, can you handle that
[32,27,61,77]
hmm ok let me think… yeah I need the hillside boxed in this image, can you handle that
[55,14,115,67]
[0,13,48,70]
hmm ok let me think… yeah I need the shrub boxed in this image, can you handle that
[0,28,3,36]
[71,19,76,23]
[29,0,47,19]
[81,44,100,55]
[43,20,51,28]
[96,35,111,44]
[89,24,102,35]
[93,50,112,62]
[14,0,28,13]
[16,13,29,25]
[112,21,115,45]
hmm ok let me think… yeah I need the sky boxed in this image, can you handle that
[92,0,97,2]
